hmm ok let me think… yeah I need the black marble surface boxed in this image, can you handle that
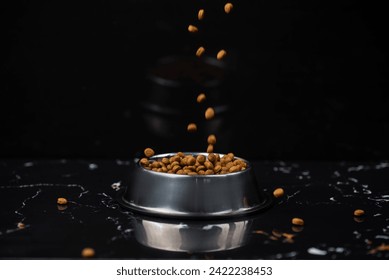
[0,158,388,259]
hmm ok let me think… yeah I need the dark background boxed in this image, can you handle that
[1,0,388,161]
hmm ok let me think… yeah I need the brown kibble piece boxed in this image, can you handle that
[207,134,217,145]
[198,9,205,20]
[196,165,206,172]
[180,157,188,166]
[208,153,217,163]
[186,156,196,166]
[206,144,214,153]
[229,165,241,173]
[224,3,233,14]
[151,161,161,169]
[81,247,95,258]
[187,123,197,132]
[368,243,389,254]
[217,49,227,60]
[291,217,304,226]
[221,154,232,163]
[205,169,214,175]
[253,230,268,236]
[139,158,149,166]
[273,188,284,198]
[172,165,181,173]
[196,154,206,164]
[205,107,215,120]
[196,46,205,57]
[197,93,206,103]
[204,161,214,170]
[144,148,155,158]
[354,209,365,216]
[57,197,68,205]
[188,24,198,32]
[282,233,296,241]
[17,222,25,229]
[214,165,222,173]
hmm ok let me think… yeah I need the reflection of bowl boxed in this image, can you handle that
[136,55,238,151]
[132,214,255,252]
[117,152,273,219]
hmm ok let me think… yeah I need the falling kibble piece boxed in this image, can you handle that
[216,49,227,60]
[197,93,206,103]
[81,247,95,258]
[207,144,214,153]
[292,217,304,226]
[354,209,365,216]
[144,148,155,158]
[57,197,68,205]
[207,134,217,145]
[205,107,215,120]
[196,46,205,57]
[224,3,233,14]
[187,123,197,132]
[198,9,205,20]
[17,222,25,229]
[273,188,284,198]
[188,24,198,33]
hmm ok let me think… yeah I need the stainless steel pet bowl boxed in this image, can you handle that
[117,152,273,219]
[131,214,255,252]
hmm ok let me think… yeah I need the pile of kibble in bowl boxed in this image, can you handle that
[140,148,247,175]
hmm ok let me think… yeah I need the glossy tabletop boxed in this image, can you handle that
[0,159,388,259]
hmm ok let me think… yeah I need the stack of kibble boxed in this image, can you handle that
[140,3,237,176]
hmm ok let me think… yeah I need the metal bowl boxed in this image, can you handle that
[117,152,273,219]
